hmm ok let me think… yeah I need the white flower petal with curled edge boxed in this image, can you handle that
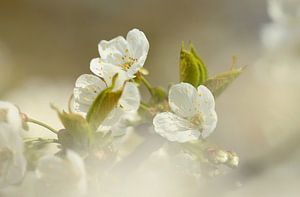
[153,112,200,143]
[73,74,140,136]
[90,28,149,90]
[153,83,217,142]
[118,82,141,112]
[0,101,26,187]
[73,74,107,114]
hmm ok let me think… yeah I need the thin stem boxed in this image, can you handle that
[27,118,58,134]
[140,102,150,111]
[24,138,59,144]
[140,76,154,96]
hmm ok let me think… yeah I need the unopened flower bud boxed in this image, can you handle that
[227,151,239,168]
[215,150,229,163]
[207,148,229,164]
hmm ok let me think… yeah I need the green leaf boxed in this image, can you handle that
[180,42,208,87]
[190,44,208,83]
[59,111,92,138]
[204,66,245,97]
[86,74,122,130]
[52,106,94,148]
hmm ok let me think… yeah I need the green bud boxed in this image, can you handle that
[179,42,208,87]
[52,106,94,151]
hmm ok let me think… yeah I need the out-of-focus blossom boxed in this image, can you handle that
[268,0,300,24]
[262,0,300,50]
[73,74,140,136]
[35,151,87,197]
[153,83,217,143]
[262,23,300,50]
[0,101,26,188]
[90,28,149,90]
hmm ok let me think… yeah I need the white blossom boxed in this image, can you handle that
[90,28,149,90]
[73,29,146,134]
[35,151,87,197]
[0,101,26,188]
[153,83,217,143]
[73,74,140,136]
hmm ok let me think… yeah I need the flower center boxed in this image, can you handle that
[190,113,204,129]
[0,109,8,123]
[120,49,137,71]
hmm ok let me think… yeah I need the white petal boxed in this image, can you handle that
[100,107,124,129]
[98,36,127,65]
[0,125,23,151]
[0,101,22,131]
[110,111,141,136]
[126,29,149,60]
[126,29,149,77]
[65,151,87,194]
[169,83,201,118]
[73,74,106,114]
[36,155,64,179]
[202,110,218,138]
[75,74,106,90]
[197,85,215,113]
[197,85,217,138]
[153,112,200,143]
[90,58,104,77]
[4,150,27,185]
[109,116,130,137]
[91,58,129,90]
[0,122,26,187]
[126,54,148,78]
[101,64,129,90]
[36,151,87,195]
[118,82,140,112]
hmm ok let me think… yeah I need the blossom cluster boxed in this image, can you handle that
[0,28,243,196]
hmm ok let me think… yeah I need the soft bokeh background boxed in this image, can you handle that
[1,0,300,196]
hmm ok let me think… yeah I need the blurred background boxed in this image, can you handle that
[1,0,300,196]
